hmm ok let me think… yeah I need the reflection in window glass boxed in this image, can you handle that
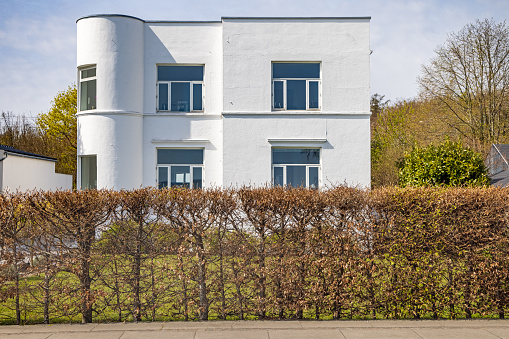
[287,80,306,110]
[287,166,306,187]
[309,81,319,109]
[274,167,284,186]
[80,67,96,111]
[157,149,204,189]
[273,149,320,165]
[171,83,190,111]
[272,63,320,111]
[193,167,202,189]
[309,167,319,189]
[272,148,320,189]
[273,81,284,109]
[157,65,204,112]
[171,166,191,188]
[159,83,168,111]
[80,155,97,190]
[193,84,202,111]
[158,167,168,189]
[157,149,203,165]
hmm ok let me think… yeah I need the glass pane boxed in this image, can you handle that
[157,149,203,165]
[193,167,202,189]
[273,81,284,109]
[81,156,97,190]
[158,167,168,189]
[159,83,168,110]
[81,68,96,79]
[273,63,320,79]
[171,166,190,188]
[274,167,284,187]
[287,80,306,110]
[158,66,203,81]
[273,149,320,164]
[171,82,190,111]
[286,166,306,188]
[80,80,96,111]
[309,167,319,189]
[309,81,319,109]
[193,83,202,111]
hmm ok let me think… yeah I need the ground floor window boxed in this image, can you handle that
[157,149,203,189]
[80,155,97,190]
[272,148,320,189]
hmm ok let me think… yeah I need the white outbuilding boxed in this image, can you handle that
[76,15,371,190]
[0,145,72,192]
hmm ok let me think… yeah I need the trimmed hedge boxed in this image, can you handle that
[0,186,508,324]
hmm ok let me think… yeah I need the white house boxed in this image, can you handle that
[0,145,72,192]
[76,15,371,190]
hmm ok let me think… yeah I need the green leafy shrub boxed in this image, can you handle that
[398,140,489,187]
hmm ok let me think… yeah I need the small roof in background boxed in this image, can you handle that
[0,144,57,162]
[488,144,509,187]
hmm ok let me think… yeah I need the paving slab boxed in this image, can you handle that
[230,321,303,329]
[339,327,422,339]
[195,329,269,339]
[0,334,51,339]
[300,320,373,328]
[486,327,509,338]
[19,323,98,333]
[47,331,124,339]
[162,321,234,330]
[121,330,196,339]
[93,322,163,331]
[269,328,345,339]
[0,325,25,334]
[412,327,500,339]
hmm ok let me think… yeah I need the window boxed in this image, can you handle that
[272,148,320,189]
[79,66,96,111]
[157,149,203,188]
[80,155,97,189]
[157,65,204,112]
[272,63,320,111]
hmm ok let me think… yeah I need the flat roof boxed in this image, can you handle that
[0,144,57,162]
[77,14,370,23]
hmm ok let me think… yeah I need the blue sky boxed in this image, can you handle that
[0,0,507,116]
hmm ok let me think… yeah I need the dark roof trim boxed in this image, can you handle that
[221,16,371,20]
[77,14,144,23]
[77,14,371,24]
[0,145,57,162]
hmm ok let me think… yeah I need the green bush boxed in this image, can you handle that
[398,140,490,187]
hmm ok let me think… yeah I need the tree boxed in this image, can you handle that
[398,140,490,187]
[36,85,77,179]
[418,19,509,151]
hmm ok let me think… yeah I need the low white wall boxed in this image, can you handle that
[2,154,72,192]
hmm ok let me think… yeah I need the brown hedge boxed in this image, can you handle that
[0,186,508,324]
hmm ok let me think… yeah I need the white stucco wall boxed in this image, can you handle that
[77,15,144,189]
[76,15,371,190]
[1,153,72,192]
[222,18,370,113]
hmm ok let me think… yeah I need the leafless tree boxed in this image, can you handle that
[418,19,509,151]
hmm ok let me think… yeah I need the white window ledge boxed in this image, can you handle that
[151,139,210,147]
[268,138,327,147]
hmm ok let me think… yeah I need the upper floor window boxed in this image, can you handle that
[272,148,320,189]
[157,65,204,112]
[79,66,96,111]
[157,149,203,189]
[272,63,320,111]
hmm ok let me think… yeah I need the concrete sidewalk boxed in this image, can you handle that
[1,320,509,339]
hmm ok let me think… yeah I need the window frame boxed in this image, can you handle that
[156,65,204,113]
[79,65,97,111]
[79,154,97,190]
[271,148,321,189]
[271,62,321,111]
[156,148,204,189]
